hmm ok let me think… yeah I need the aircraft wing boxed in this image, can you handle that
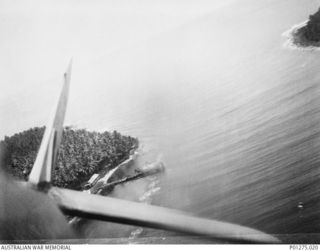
[26,61,280,244]
[49,186,280,244]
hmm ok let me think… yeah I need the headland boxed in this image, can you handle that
[283,8,320,50]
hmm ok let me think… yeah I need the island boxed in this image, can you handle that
[284,7,320,48]
[0,127,139,190]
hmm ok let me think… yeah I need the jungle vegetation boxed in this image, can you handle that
[0,127,138,190]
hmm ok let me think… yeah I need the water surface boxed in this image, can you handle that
[2,0,320,242]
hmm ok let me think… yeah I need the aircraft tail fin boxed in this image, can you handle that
[28,60,72,187]
[27,60,281,244]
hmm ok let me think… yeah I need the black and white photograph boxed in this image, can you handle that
[0,0,320,247]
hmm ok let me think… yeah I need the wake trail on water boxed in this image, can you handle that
[126,152,163,240]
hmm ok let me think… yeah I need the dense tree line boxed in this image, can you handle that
[302,7,320,42]
[0,127,138,190]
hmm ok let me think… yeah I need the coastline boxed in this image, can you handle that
[282,20,320,51]
[69,148,164,234]
[0,127,139,190]
[85,148,140,195]
[68,149,140,225]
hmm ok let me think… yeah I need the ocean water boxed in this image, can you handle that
[2,0,320,242]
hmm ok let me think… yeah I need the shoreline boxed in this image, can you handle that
[0,127,139,190]
[282,20,320,51]
[69,148,164,229]
[84,148,140,195]
[68,149,139,225]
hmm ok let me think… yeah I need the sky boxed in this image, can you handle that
[0,0,235,137]
[0,0,231,95]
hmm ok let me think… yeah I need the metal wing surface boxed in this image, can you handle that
[26,61,280,244]
[49,186,280,244]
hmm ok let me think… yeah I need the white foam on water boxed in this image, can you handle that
[128,167,162,239]
[84,189,91,194]
[128,228,143,240]
[282,20,307,37]
[138,178,161,203]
